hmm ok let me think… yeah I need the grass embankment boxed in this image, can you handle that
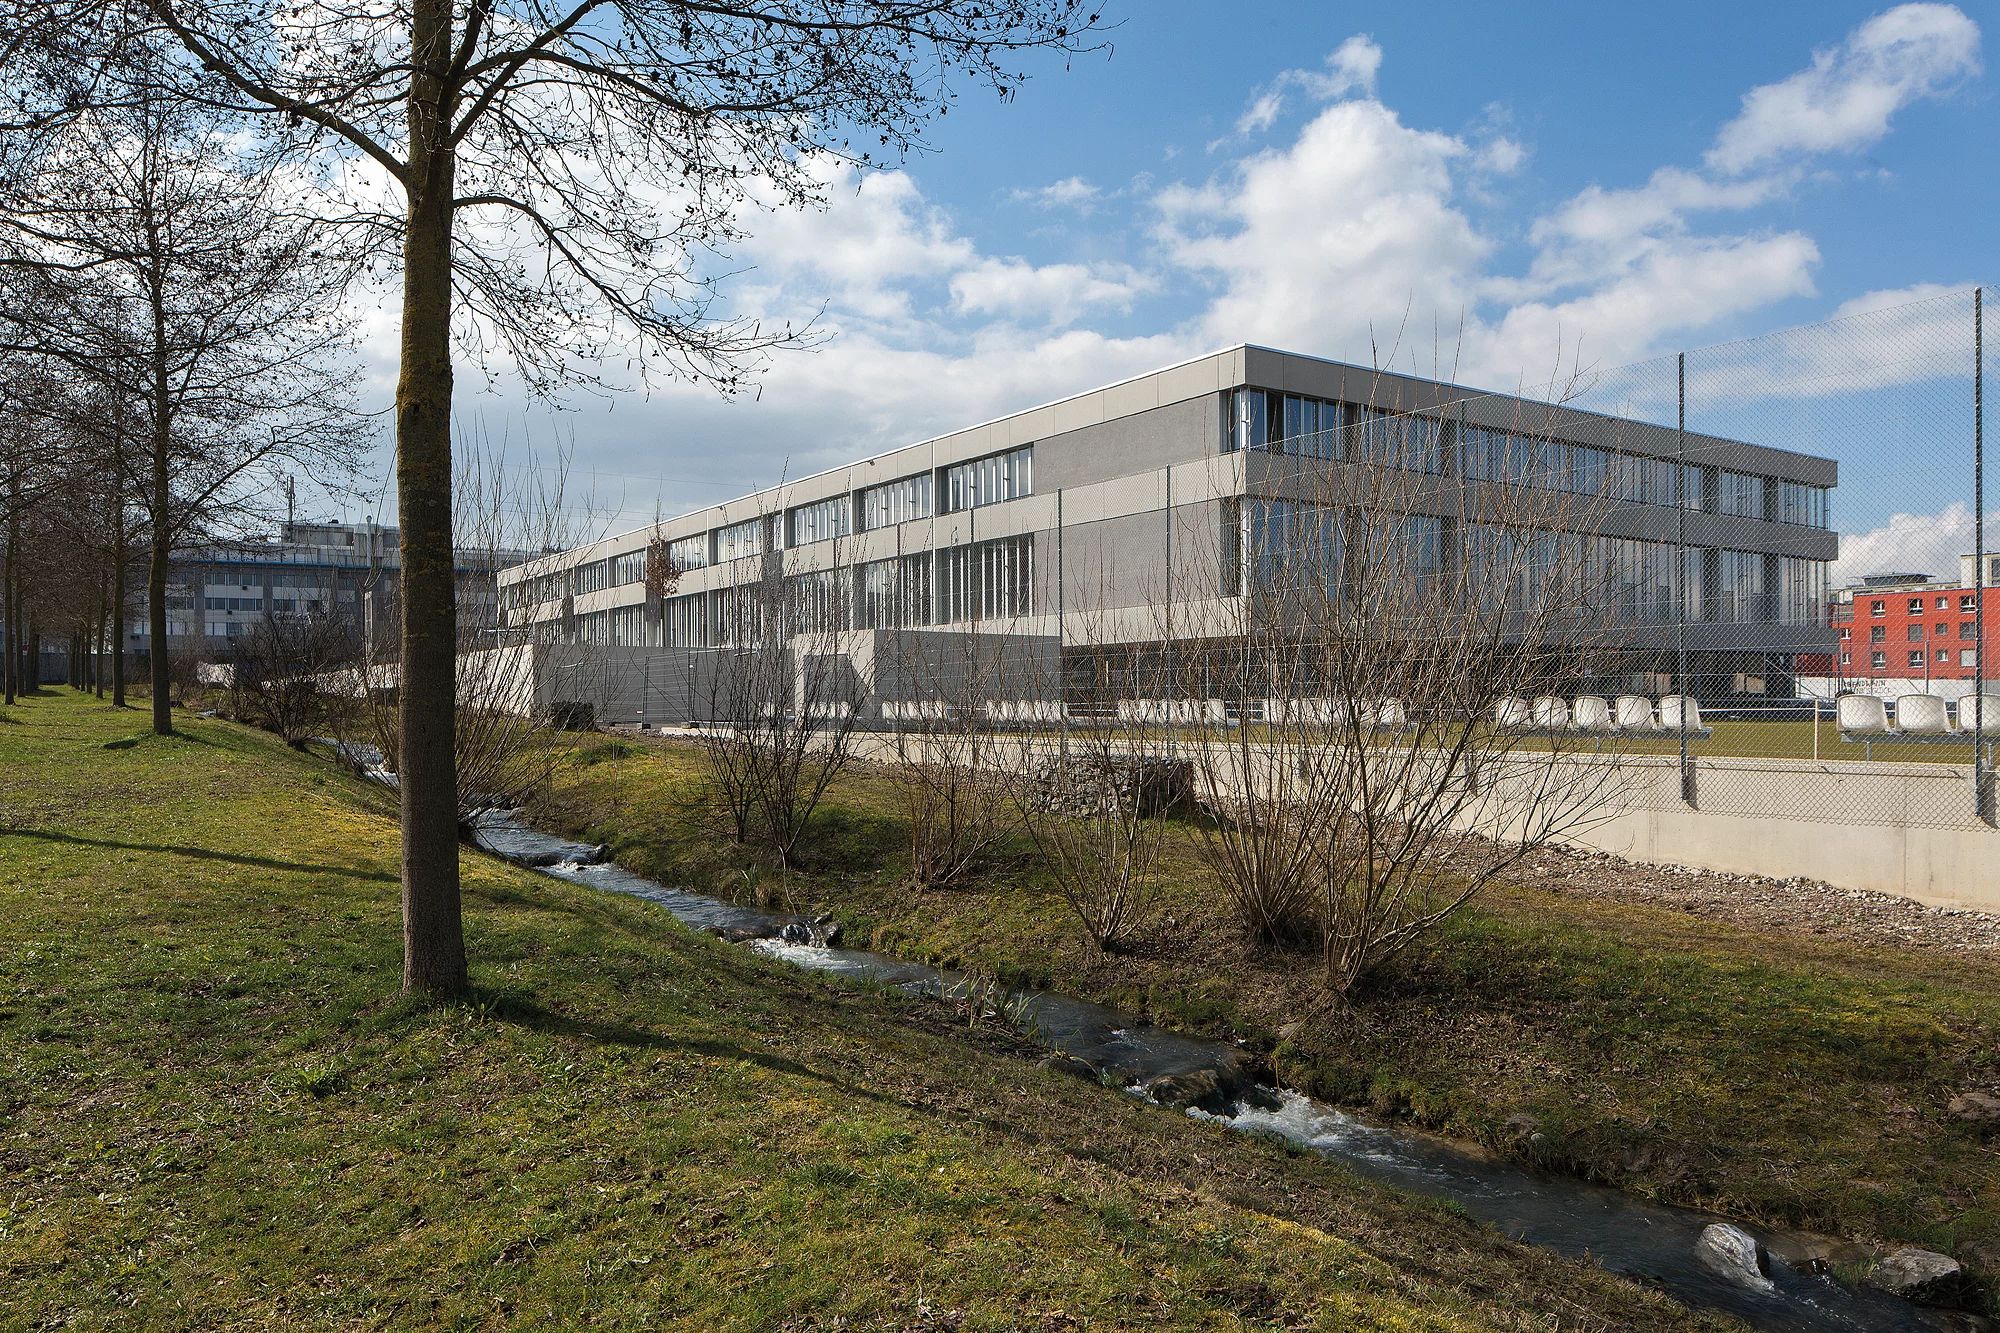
[537,738,2000,1297]
[0,691,1723,1332]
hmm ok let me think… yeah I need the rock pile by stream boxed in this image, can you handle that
[1026,755,1194,819]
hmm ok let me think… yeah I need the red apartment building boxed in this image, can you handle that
[1818,553,2000,686]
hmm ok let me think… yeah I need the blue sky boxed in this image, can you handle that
[348,1,1996,576]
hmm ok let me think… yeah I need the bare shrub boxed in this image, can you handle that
[1175,382,1638,994]
[226,612,360,747]
[881,627,1020,891]
[697,505,861,867]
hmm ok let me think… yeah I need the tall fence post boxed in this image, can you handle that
[1677,351,1695,805]
[1977,286,1992,824]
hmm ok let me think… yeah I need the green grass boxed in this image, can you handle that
[0,691,1729,1332]
[535,737,2000,1302]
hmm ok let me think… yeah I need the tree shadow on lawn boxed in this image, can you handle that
[0,827,399,882]
[467,983,904,1107]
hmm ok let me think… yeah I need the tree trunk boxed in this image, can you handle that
[149,425,173,734]
[112,494,127,707]
[396,0,466,998]
[4,495,16,705]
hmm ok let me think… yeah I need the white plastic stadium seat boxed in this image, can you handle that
[1532,696,1570,730]
[1571,695,1615,733]
[1615,695,1660,732]
[1659,695,1710,736]
[1895,694,1954,735]
[1608,696,1656,728]
[1494,697,1532,728]
[1836,694,1892,735]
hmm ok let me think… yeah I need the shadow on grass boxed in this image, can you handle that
[0,827,398,882]
[463,985,901,1105]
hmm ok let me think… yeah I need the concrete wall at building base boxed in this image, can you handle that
[1563,802,1997,912]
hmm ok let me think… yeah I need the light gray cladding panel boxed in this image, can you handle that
[1057,509,1173,616]
[1033,397,1218,492]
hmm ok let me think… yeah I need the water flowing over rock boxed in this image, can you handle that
[1861,1248,1961,1306]
[1696,1223,1775,1295]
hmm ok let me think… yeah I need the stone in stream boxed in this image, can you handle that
[1037,1053,1100,1083]
[1861,1247,1962,1306]
[1145,1068,1233,1115]
[1694,1223,1774,1295]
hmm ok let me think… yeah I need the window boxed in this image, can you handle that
[667,534,708,571]
[1716,471,1765,518]
[1839,626,1851,639]
[574,560,611,595]
[1871,600,1885,616]
[1937,623,1950,637]
[1784,556,1832,624]
[1966,650,1980,667]
[1908,625,1924,641]
[1777,481,1829,528]
[1840,652,1851,665]
[611,550,647,585]
[1938,596,1951,609]
[610,605,654,647]
[789,495,851,547]
[1277,395,1346,460]
[787,569,847,635]
[861,474,933,529]
[1872,651,1886,668]
[1963,622,1977,639]
[1908,597,1924,614]
[858,554,931,629]
[943,446,1033,512]
[1936,648,1951,664]
[939,535,1033,621]
[663,593,706,647]
[1226,388,1265,452]
[1964,594,1978,612]
[1909,650,1924,668]
[1715,550,1765,623]
[717,517,764,562]
[1870,626,1886,643]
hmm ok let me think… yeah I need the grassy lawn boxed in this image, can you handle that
[0,690,1732,1332]
[535,736,2000,1303]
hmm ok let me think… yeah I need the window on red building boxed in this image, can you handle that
[1937,648,1950,663]
[1872,651,1887,667]
[1871,626,1886,643]
[1872,600,1886,616]
[1908,625,1923,641]
[1909,650,1924,667]
[1937,622,1949,636]
[1962,595,1977,612]
[1938,596,1951,610]
[1963,623,1977,639]
[1908,597,1924,614]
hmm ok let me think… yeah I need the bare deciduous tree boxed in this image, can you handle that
[8,0,1108,994]
[0,91,363,736]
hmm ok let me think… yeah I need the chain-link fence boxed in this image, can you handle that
[1544,286,1991,829]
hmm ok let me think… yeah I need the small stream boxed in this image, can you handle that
[472,811,1973,1333]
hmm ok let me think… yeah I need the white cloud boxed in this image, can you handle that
[1215,34,1383,147]
[1166,97,1487,362]
[1474,136,1526,175]
[1011,175,1102,211]
[949,257,1154,326]
[1707,2,1980,174]
[1834,503,1993,583]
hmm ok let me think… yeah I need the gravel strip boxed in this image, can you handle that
[1509,842,2000,954]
